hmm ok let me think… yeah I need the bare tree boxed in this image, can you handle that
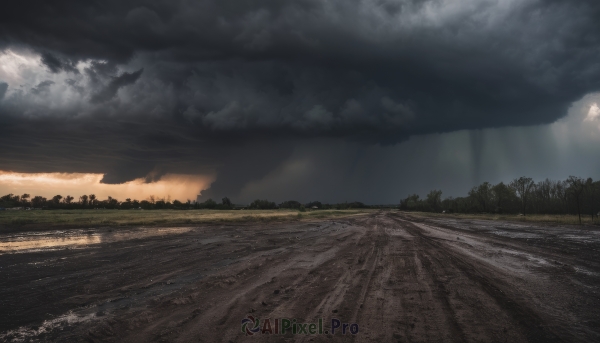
[566,176,586,224]
[585,178,595,223]
[535,179,553,213]
[554,181,569,213]
[510,177,535,216]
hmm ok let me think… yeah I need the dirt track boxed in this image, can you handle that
[1,211,600,342]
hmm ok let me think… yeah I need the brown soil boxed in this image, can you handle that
[1,211,600,342]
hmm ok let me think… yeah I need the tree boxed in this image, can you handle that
[89,194,96,206]
[567,176,586,224]
[106,196,119,209]
[426,190,442,212]
[31,196,46,207]
[21,194,30,206]
[491,182,515,213]
[64,195,74,204]
[533,179,554,214]
[249,199,277,209]
[592,181,600,223]
[79,194,89,207]
[553,181,569,214]
[200,198,217,209]
[279,200,302,209]
[585,178,594,222]
[1,194,19,207]
[121,198,133,209]
[400,194,421,211]
[52,195,63,204]
[510,177,535,216]
[469,182,492,212]
[222,197,232,208]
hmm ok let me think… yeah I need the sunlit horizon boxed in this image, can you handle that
[0,171,215,202]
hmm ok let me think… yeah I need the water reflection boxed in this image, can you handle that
[0,227,191,254]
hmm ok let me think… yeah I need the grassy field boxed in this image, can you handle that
[406,211,600,226]
[0,209,374,229]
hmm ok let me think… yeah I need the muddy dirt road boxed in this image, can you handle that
[1,211,600,342]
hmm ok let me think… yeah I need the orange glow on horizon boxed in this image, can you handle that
[0,171,215,202]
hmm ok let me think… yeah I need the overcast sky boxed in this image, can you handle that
[1,0,600,203]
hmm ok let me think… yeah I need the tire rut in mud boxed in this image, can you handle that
[392,214,566,342]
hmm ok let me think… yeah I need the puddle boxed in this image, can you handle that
[0,227,192,254]
[508,250,551,266]
[490,230,543,239]
[562,235,599,243]
[0,253,221,340]
[0,311,98,342]
[574,266,600,277]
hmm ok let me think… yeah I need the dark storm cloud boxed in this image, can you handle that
[2,0,600,136]
[1,0,600,199]
[90,68,144,104]
[30,80,55,95]
[40,52,78,74]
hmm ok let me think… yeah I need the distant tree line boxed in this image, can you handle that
[256,200,368,210]
[400,176,600,223]
[0,193,368,211]
[0,194,237,210]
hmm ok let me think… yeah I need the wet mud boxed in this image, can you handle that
[1,211,599,342]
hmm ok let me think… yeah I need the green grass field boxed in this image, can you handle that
[406,211,600,226]
[0,209,374,230]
